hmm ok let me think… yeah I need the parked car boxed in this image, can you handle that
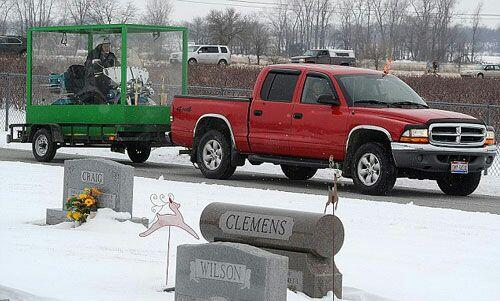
[170,45,231,65]
[0,35,27,56]
[291,49,355,66]
[460,64,500,78]
[171,64,496,196]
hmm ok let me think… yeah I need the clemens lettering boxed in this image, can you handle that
[219,211,294,240]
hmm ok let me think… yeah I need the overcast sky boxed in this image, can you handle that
[154,0,500,28]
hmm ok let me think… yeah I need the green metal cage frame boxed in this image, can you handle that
[25,24,188,128]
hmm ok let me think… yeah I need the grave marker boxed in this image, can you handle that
[175,242,288,301]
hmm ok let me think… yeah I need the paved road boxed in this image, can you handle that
[1,148,499,214]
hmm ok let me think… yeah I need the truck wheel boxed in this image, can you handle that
[188,58,197,65]
[196,130,236,179]
[127,144,151,163]
[281,165,317,180]
[351,142,396,195]
[436,173,481,196]
[32,128,57,162]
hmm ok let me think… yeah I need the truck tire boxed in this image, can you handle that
[351,142,396,195]
[127,144,151,163]
[281,165,317,180]
[196,130,236,179]
[32,128,57,162]
[436,172,481,196]
[188,58,197,65]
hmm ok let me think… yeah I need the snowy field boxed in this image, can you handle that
[1,130,499,197]
[1,161,500,301]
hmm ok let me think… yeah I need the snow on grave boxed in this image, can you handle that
[45,158,148,226]
[199,202,339,298]
[175,242,288,301]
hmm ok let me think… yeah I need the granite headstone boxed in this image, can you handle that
[199,202,339,298]
[175,242,288,301]
[46,158,137,225]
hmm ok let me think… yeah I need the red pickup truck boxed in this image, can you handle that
[171,64,496,196]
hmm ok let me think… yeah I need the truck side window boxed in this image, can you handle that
[220,47,228,53]
[301,75,335,104]
[260,71,299,102]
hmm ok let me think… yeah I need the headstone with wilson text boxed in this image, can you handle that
[199,202,338,298]
[175,242,288,301]
[46,158,141,225]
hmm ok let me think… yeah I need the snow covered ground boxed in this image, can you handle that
[1,130,499,197]
[1,161,500,301]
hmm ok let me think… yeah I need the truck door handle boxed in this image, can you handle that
[293,113,303,119]
[254,110,263,116]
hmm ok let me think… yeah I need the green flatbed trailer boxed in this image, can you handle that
[7,24,188,163]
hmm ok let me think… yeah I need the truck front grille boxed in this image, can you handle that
[429,123,486,147]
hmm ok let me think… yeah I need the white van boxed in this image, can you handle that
[170,45,231,65]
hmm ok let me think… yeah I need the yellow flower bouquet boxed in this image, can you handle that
[65,187,102,223]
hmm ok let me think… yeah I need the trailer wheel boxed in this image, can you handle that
[351,142,396,195]
[436,172,481,196]
[32,128,57,162]
[196,130,236,179]
[127,144,151,163]
[281,165,317,180]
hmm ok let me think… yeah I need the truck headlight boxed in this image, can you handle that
[299,58,305,63]
[400,128,429,143]
[485,127,495,145]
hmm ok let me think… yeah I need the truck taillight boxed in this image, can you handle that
[400,128,429,144]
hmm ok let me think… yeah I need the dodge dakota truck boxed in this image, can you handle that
[171,64,497,196]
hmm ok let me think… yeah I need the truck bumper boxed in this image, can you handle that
[391,142,497,173]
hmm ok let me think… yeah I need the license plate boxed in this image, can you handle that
[451,161,468,174]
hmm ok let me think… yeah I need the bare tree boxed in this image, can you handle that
[12,0,56,34]
[119,2,138,24]
[0,1,12,34]
[89,0,118,24]
[186,17,209,44]
[470,1,483,62]
[144,0,172,25]
[66,0,92,25]
[247,18,271,65]
[206,8,247,46]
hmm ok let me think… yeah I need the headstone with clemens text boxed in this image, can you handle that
[46,158,147,226]
[175,242,288,301]
[199,202,338,298]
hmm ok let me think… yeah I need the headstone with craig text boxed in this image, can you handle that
[46,158,144,225]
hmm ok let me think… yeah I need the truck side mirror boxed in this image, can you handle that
[317,94,340,106]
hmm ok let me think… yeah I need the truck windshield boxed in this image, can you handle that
[336,74,428,108]
[188,45,199,52]
[303,50,319,56]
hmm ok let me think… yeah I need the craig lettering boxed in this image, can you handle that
[219,211,294,240]
[80,170,104,184]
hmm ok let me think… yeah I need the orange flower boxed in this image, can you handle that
[84,198,94,207]
[72,212,82,220]
[91,188,102,196]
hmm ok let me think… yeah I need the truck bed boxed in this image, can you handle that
[171,95,252,151]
